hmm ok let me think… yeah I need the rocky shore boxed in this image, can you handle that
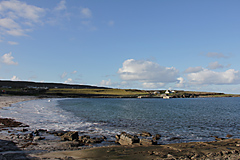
[0,96,240,159]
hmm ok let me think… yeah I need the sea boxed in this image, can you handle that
[1,97,240,144]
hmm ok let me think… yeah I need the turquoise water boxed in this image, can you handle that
[57,97,240,144]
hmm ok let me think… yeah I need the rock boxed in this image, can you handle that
[115,135,120,143]
[26,133,33,140]
[153,134,161,140]
[79,135,90,143]
[215,137,225,141]
[61,131,79,141]
[33,136,45,141]
[79,135,104,144]
[118,132,139,145]
[89,137,104,143]
[22,128,28,132]
[140,138,154,145]
[34,130,40,136]
[47,131,67,136]
[169,137,182,141]
[141,131,152,137]
[226,134,233,138]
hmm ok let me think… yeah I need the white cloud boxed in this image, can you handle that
[11,75,20,81]
[186,68,240,85]
[1,52,18,65]
[8,41,18,45]
[100,79,112,86]
[72,71,77,74]
[176,77,185,88]
[0,18,20,29]
[64,78,73,83]
[80,8,92,18]
[54,0,66,12]
[184,66,203,73]
[207,61,224,70]
[0,0,45,38]
[61,72,67,79]
[0,0,45,22]
[118,59,179,86]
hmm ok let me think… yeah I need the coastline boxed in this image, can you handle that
[0,96,240,159]
[0,95,39,109]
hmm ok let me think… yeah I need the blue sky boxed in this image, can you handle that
[1,0,240,93]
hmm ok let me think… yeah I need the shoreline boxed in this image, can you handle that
[0,95,40,109]
[0,96,240,159]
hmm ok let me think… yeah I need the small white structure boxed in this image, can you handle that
[165,90,175,94]
[165,90,170,94]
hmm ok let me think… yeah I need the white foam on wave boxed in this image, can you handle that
[0,98,94,132]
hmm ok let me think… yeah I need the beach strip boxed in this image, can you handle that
[0,95,39,109]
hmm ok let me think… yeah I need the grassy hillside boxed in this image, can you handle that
[45,88,149,98]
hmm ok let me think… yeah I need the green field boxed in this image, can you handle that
[45,88,149,97]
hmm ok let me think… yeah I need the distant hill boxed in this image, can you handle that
[0,80,109,89]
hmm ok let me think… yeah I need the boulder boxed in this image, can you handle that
[79,135,105,144]
[226,134,233,138]
[153,134,161,140]
[118,132,139,145]
[79,135,90,143]
[141,131,152,137]
[61,131,79,141]
[140,138,154,145]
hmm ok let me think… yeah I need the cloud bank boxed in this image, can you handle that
[186,69,240,85]
[118,59,179,88]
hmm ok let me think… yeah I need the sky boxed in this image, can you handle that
[0,0,240,94]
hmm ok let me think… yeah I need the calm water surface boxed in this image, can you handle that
[57,97,240,143]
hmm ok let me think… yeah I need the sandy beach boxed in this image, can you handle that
[0,96,240,160]
[0,95,39,109]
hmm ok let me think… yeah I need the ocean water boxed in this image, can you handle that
[1,97,240,144]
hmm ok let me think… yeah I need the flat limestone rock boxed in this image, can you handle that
[31,139,240,160]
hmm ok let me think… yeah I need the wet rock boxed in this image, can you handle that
[118,132,139,145]
[79,135,105,144]
[89,137,104,143]
[33,136,45,141]
[61,131,79,141]
[215,137,225,141]
[47,130,67,136]
[115,135,120,143]
[34,130,40,136]
[141,131,152,137]
[22,128,28,132]
[153,134,161,140]
[169,137,182,141]
[226,134,233,138]
[25,133,33,140]
[79,135,90,143]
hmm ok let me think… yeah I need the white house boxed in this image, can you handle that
[165,90,175,94]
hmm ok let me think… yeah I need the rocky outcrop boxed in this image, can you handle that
[140,138,157,146]
[116,132,161,146]
[117,132,139,145]
[79,135,106,144]
[61,131,79,141]
[140,131,152,137]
